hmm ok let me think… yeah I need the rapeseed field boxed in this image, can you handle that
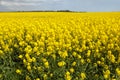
[0,12,120,80]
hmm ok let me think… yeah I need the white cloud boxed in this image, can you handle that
[1,1,36,6]
[0,0,62,6]
[0,0,46,6]
[0,0,63,11]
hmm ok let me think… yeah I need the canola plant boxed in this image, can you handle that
[0,12,120,80]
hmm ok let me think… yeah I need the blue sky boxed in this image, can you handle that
[0,0,120,12]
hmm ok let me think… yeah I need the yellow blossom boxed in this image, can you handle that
[97,61,101,65]
[80,72,86,79]
[72,52,77,57]
[103,70,110,79]
[50,73,53,77]
[43,74,47,80]
[72,62,76,66]
[58,61,66,67]
[59,51,68,58]
[44,61,49,68]
[65,71,71,80]
[16,69,21,74]
[23,59,27,65]
[77,54,81,59]
[32,57,36,62]
[86,50,91,57]
[18,55,23,59]
[80,59,85,64]
[116,68,120,76]
[0,50,4,55]
[27,65,31,71]
[70,68,74,73]
[36,78,40,80]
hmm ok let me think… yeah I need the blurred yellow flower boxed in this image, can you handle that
[44,61,49,68]
[58,61,66,67]
[65,71,71,80]
[43,74,47,80]
[116,68,120,76]
[70,68,74,73]
[80,59,85,64]
[32,57,36,62]
[27,65,31,71]
[18,55,23,59]
[80,72,86,79]
[0,50,4,55]
[72,61,76,66]
[59,51,68,58]
[16,69,21,74]
[72,52,77,57]
[36,78,40,80]
[86,50,91,57]
[103,70,110,79]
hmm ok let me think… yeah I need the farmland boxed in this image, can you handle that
[0,12,120,80]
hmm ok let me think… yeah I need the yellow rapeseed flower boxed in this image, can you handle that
[0,50,4,55]
[18,55,23,59]
[58,61,66,67]
[70,68,74,73]
[36,78,40,80]
[16,69,21,74]
[65,71,71,80]
[59,51,68,58]
[80,72,86,80]
[44,61,49,68]
[116,68,120,76]
[103,70,110,79]
[72,61,76,66]
[72,52,77,57]
[86,50,91,57]
[32,57,36,62]
[80,59,85,64]
[27,65,31,71]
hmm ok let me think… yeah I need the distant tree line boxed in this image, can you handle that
[0,10,87,13]
[17,10,72,12]
[17,10,86,13]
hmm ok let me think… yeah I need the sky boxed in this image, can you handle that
[0,0,120,12]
